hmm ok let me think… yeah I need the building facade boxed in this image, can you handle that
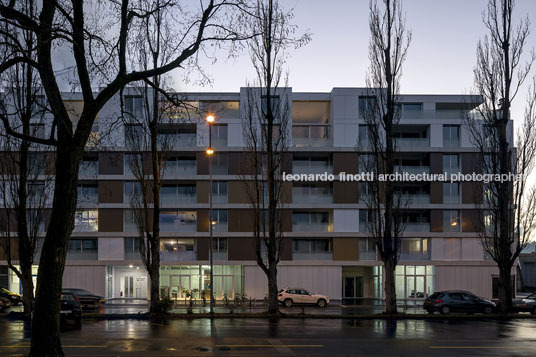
[0,87,512,302]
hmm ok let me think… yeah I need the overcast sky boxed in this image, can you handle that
[177,0,536,125]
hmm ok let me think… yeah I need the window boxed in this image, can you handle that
[292,211,331,232]
[68,238,97,254]
[74,210,98,232]
[199,101,239,119]
[358,96,377,116]
[292,154,332,174]
[157,124,196,148]
[359,210,375,232]
[124,182,142,203]
[212,124,228,146]
[27,182,47,205]
[211,153,228,175]
[261,95,280,118]
[359,238,376,260]
[161,183,196,204]
[211,181,228,204]
[160,238,195,252]
[31,95,46,116]
[359,154,376,173]
[79,156,98,177]
[403,103,423,111]
[212,237,227,253]
[358,124,371,147]
[165,155,197,176]
[395,265,435,299]
[77,184,98,204]
[292,239,332,260]
[124,96,144,120]
[28,152,46,176]
[400,238,430,260]
[443,125,460,147]
[443,154,460,174]
[124,237,140,253]
[359,182,376,203]
[443,182,460,204]
[159,211,197,232]
[125,124,144,149]
[443,210,461,232]
[210,210,228,232]
[292,183,332,204]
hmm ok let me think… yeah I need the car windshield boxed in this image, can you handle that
[61,294,75,301]
[527,293,536,300]
[74,289,91,295]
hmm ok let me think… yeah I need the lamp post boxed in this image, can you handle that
[206,114,215,314]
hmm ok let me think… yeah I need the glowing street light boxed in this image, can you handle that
[206,114,215,315]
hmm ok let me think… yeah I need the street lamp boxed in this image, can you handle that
[206,114,215,314]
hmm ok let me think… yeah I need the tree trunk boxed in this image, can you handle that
[497,264,513,315]
[267,263,279,315]
[20,262,34,319]
[29,145,80,357]
[149,244,161,312]
[384,260,397,315]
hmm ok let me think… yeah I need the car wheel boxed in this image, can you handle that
[440,306,451,315]
[531,307,536,316]
[317,299,326,308]
[483,306,493,314]
[284,299,292,307]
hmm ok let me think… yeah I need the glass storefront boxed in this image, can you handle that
[0,265,38,294]
[160,265,243,300]
[395,265,435,299]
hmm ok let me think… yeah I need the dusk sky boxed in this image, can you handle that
[179,0,536,128]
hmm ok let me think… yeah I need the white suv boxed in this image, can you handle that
[278,288,330,307]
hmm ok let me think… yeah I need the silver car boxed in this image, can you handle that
[278,288,330,307]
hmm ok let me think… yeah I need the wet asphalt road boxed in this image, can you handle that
[1,317,536,356]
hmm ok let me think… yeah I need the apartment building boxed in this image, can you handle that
[0,87,512,302]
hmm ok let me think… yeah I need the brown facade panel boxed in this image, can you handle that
[430,210,443,232]
[228,210,254,232]
[197,181,209,204]
[45,152,56,175]
[430,182,443,204]
[227,237,256,261]
[280,182,292,204]
[333,181,359,204]
[228,181,250,204]
[281,210,292,232]
[0,238,19,260]
[429,153,443,175]
[98,181,124,203]
[462,210,480,232]
[280,238,292,261]
[332,237,359,261]
[98,208,123,232]
[197,152,209,175]
[334,153,358,175]
[462,153,481,174]
[462,182,482,204]
[197,237,209,260]
[197,210,209,232]
[99,152,123,175]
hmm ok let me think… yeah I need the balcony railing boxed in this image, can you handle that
[292,223,332,233]
[394,137,429,148]
[398,193,430,204]
[400,251,431,260]
[161,194,197,205]
[394,166,430,174]
[403,222,431,232]
[292,252,333,260]
[359,251,377,260]
[292,125,331,147]
[160,251,197,262]
[165,163,197,176]
[292,163,333,175]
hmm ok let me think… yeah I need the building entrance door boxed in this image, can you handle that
[122,276,148,298]
[343,276,363,299]
[170,275,191,300]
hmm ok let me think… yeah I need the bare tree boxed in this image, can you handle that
[240,0,309,316]
[465,0,535,314]
[0,0,52,319]
[0,0,249,354]
[360,0,411,315]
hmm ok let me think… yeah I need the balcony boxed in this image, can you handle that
[292,252,333,260]
[394,166,430,175]
[400,251,431,260]
[292,125,331,147]
[292,223,332,233]
[160,212,197,232]
[359,251,377,260]
[394,137,429,148]
[292,184,333,204]
[399,193,430,204]
[160,251,197,262]
[165,161,197,176]
[403,222,431,232]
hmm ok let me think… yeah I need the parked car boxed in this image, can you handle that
[0,296,12,311]
[513,293,536,315]
[62,288,105,309]
[423,290,496,315]
[278,288,330,307]
[0,288,22,305]
[60,292,82,329]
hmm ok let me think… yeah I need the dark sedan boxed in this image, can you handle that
[60,292,81,329]
[0,296,12,312]
[513,293,536,315]
[62,288,105,309]
[423,290,496,315]
[0,288,22,305]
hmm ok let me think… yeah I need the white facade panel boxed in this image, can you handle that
[461,238,484,261]
[333,209,359,232]
[245,265,342,299]
[431,238,444,260]
[436,265,499,299]
[98,237,125,261]
[62,265,106,297]
[430,124,443,148]
[227,122,245,147]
